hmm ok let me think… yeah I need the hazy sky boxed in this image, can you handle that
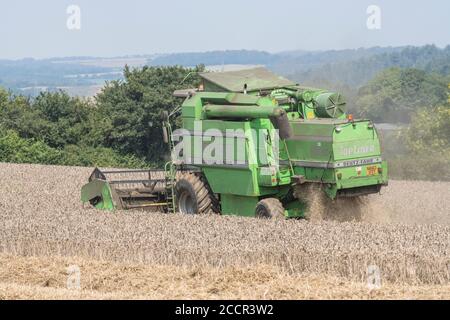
[0,0,449,59]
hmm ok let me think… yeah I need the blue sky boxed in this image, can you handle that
[0,0,449,59]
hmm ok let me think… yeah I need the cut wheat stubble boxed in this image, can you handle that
[0,162,448,286]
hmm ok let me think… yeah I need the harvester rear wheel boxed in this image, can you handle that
[255,198,285,219]
[175,173,218,215]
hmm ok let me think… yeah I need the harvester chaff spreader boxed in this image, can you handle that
[81,67,388,218]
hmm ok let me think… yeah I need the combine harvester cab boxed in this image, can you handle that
[81,67,388,219]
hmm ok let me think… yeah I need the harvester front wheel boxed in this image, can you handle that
[175,173,218,215]
[255,198,285,219]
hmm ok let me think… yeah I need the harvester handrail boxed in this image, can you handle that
[109,179,166,185]
[100,169,165,174]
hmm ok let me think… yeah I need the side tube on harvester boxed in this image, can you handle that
[203,104,292,139]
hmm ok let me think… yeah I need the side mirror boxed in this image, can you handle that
[160,110,169,122]
[162,125,169,144]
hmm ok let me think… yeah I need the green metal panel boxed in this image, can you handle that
[202,166,258,196]
[80,179,115,210]
[220,194,260,216]
[286,120,335,163]
[332,121,380,161]
[335,160,388,189]
[284,200,306,218]
[201,81,228,92]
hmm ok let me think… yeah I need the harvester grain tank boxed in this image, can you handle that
[81,67,388,218]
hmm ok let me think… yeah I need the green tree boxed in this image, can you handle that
[96,65,204,163]
[356,68,448,123]
[0,91,48,141]
[392,103,450,181]
[0,87,8,106]
[448,83,450,104]
[0,90,100,149]
[0,129,62,164]
[404,106,450,154]
[61,145,149,168]
[32,91,96,148]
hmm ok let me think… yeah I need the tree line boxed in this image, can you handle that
[0,64,448,180]
[0,65,203,168]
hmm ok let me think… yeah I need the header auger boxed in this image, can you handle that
[81,67,388,218]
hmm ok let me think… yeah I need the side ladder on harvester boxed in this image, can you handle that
[164,162,177,213]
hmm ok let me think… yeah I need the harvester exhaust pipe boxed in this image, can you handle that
[269,108,292,140]
[203,105,292,139]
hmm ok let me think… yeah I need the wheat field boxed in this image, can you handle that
[0,163,449,299]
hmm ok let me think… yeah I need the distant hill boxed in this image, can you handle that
[148,45,450,88]
[0,58,113,88]
[0,45,448,97]
[147,47,403,71]
[0,56,151,96]
[287,45,450,88]
[270,46,405,74]
[355,67,449,123]
[148,50,275,67]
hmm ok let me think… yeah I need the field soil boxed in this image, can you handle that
[0,163,448,299]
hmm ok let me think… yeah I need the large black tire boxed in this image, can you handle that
[255,198,285,219]
[175,173,219,214]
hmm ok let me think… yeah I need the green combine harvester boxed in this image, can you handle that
[81,67,388,218]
